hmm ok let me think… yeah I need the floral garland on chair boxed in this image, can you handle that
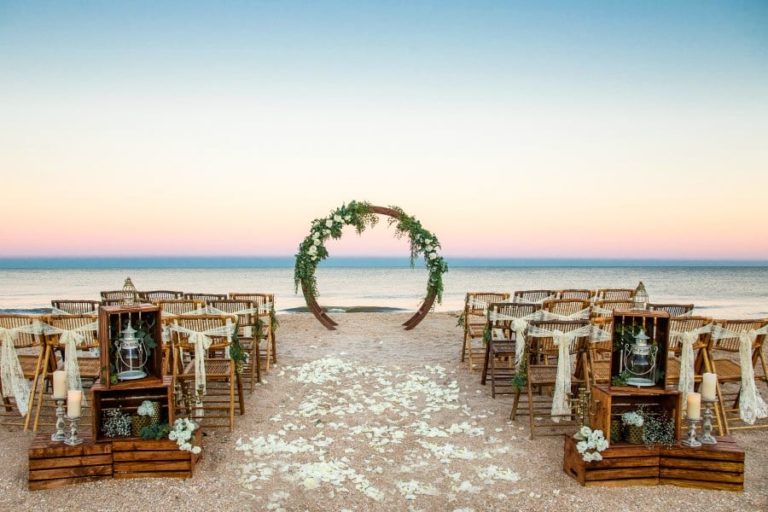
[294,201,448,304]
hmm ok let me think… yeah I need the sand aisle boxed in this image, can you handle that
[1,312,766,511]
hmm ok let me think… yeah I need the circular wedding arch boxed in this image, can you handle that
[294,202,447,331]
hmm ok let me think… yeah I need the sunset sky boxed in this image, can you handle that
[1,1,766,259]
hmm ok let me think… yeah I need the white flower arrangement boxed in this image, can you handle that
[136,400,157,417]
[169,418,202,455]
[622,411,644,427]
[573,426,609,462]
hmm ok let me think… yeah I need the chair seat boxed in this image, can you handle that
[712,359,742,381]
[490,342,515,355]
[529,365,583,386]
[467,323,486,337]
[77,357,101,379]
[18,355,41,379]
[181,358,233,376]
[667,359,680,381]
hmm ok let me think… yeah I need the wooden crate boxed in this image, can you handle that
[563,435,660,487]
[98,304,164,389]
[112,428,202,479]
[660,437,745,492]
[28,432,113,490]
[611,310,670,390]
[591,384,682,442]
[91,377,174,442]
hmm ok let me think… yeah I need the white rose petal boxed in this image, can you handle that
[429,252,437,260]
[333,215,342,222]
[325,219,333,227]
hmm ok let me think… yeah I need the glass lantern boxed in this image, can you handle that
[122,277,137,305]
[633,281,649,310]
[115,323,148,380]
[622,328,658,387]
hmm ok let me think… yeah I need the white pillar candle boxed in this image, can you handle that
[701,373,717,401]
[687,392,701,420]
[67,389,82,418]
[52,370,67,399]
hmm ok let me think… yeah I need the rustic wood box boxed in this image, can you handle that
[611,310,670,390]
[91,377,174,442]
[28,432,113,490]
[98,304,164,389]
[563,435,660,487]
[590,384,682,442]
[112,429,202,479]
[659,437,745,492]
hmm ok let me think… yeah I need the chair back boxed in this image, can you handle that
[557,289,593,300]
[208,300,258,328]
[139,290,184,302]
[668,316,712,352]
[592,300,635,318]
[464,292,510,318]
[648,303,694,317]
[100,290,138,304]
[44,315,99,349]
[488,302,541,331]
[512,289,555,304]
[526,319,590,356]
[183,293,227,302]
[157,300,204,318]
[595,288,634,301]
[0,314,44,348]
[710,319,768,353]
[51,300,99,315]
[171,315,236,350]
[542,299,591,317]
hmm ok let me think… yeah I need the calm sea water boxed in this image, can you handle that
[0,259,766,318]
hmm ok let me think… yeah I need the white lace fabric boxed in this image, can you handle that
[487,310,541,370]
[168,320,235,399]
[0,321,47,416]
[41,320,98,406]
[526,324,593,421]
[711,324,768,424]
[669,324,712,405]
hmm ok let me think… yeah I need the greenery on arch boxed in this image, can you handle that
[294,201,448,303]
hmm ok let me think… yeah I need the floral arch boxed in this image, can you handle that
[294,201,448,330]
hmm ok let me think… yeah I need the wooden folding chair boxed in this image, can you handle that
[481,302,541,398]
[541,299,591,319]
[591,299,635,319]
[709,319,768,431]
[170,315,244,431]
[460,292,510,370]
[138,290,184,302]
[183,293,227,302]
[511,320,591,439]
[100,290,138,305]
[0,315,50,431]
[557,289,594,301]
[33,314,99,432]
[594,288,634,301]
[209,300,262,392]
[228,293,277,369]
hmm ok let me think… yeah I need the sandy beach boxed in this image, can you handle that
[0,311,765,512]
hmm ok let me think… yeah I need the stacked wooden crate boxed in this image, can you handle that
[28,433,112,490]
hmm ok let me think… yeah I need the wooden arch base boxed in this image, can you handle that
[301,205,437,331]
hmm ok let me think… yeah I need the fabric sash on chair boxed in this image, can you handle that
[487,310,542,370]
[711,324,768,424]
[0,320,46,416]
[526,324,593,421]
[467,297,489,313]
[168,320,235,396]
[539,308,592,322]
[41,319,99,406]
[669,324,712,405]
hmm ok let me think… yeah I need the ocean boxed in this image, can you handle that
[1,258,767,318]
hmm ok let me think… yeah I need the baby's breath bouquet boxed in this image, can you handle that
[573,426,609,462]
[169,418,202,455]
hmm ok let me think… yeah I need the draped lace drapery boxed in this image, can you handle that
[41,319,98,406]
[711,325,768,424]
[487,310,542,370]
[526,324,593,421]
[669,324,712,405]
[0,321,45,416]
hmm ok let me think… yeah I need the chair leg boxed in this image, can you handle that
[24,347,47,431]
[490,349,498,398]
[236,373,245,415]
[229,364,236,431]
[510,388,521,420]
[481,341,491,385]
[32,345,53,433]
[527,379,536,440]
[461,327,468,362]
[270,326,277,365]
[715,381,730,436]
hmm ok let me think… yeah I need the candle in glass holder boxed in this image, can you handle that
[701,373,717,401]
[687,392,701,420]
[52,370,67,399]
[67,389,82,418]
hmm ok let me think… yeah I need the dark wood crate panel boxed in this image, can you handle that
[91,377,174,442]
[611,310,670,389]
[112,428,202,479]
[659,437,745,492]
[98,304,164,389]
[563,435,659,487]
[591,384,682,442]
[28,432,113,491]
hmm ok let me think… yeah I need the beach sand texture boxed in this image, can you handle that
[1,312,766,511]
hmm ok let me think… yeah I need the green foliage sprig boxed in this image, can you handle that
[140,422,171,440]
[293,201,448,303]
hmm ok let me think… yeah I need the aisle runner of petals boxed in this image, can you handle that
[236,356,523,510]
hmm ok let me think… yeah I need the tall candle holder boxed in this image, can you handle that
[681,417,702,448]
[51,399,66,442]
[64,415,83,446]
[699,399,717,445]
